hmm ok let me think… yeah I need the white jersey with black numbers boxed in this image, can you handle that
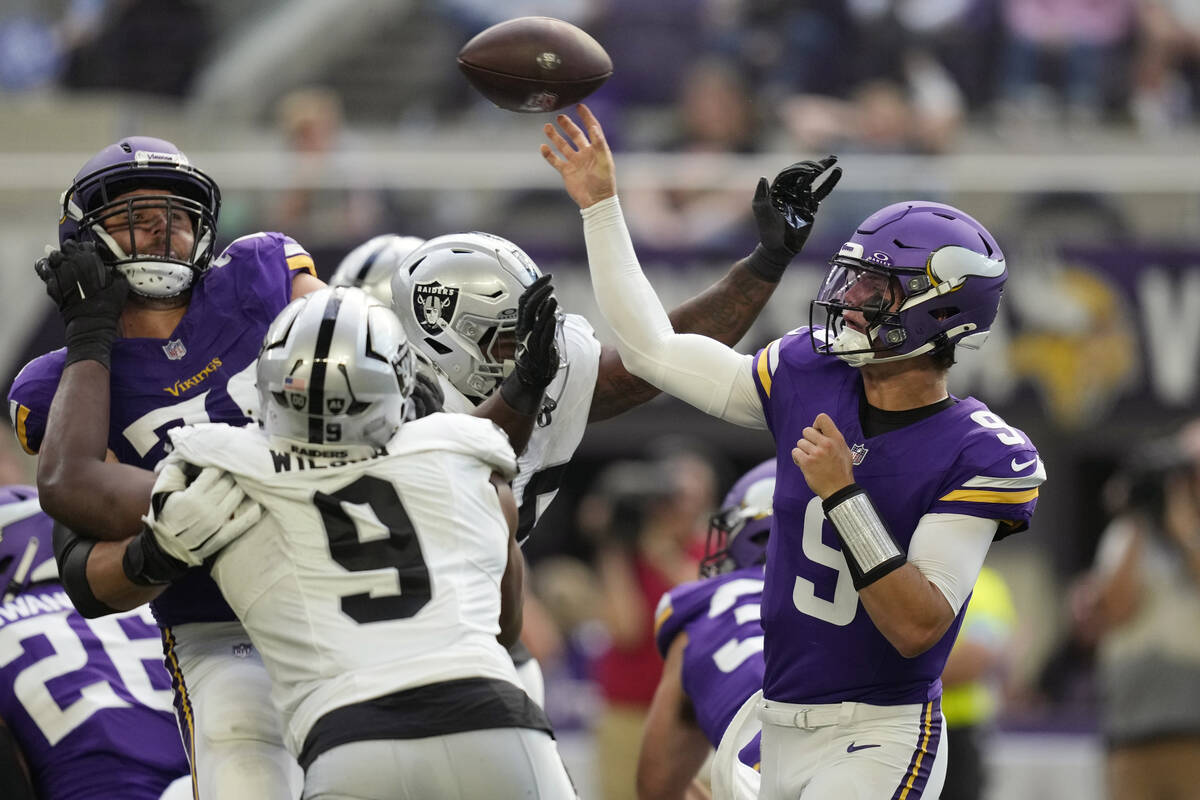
[436,312,601,542]
[161,414,522,756]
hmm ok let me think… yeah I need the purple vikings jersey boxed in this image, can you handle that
[0,502,189,799]
[655,566,765,762]
[751,328,1042,706]
[8,232,315,626]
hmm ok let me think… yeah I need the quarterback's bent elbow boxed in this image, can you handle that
[889,618,953,659]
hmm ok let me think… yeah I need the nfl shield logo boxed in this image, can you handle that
[232,643,252,658]
[162,339,187,360]
[412,281,459,336]
[850,443,869,466]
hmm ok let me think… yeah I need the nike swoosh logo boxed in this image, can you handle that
[1011,457,1037,472]
[846,742,880,753]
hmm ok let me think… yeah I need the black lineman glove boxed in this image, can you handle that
[500,274,560,416]
[122,528,190,587]
[35,240,129,369]
[408,372,445,419]
[747,155,842,282]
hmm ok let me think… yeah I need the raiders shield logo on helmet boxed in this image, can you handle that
[412,281,459,336]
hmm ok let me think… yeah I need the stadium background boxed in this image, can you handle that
[1,1,1198,798]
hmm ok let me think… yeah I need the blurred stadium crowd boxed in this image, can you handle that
[2,1,1200,799]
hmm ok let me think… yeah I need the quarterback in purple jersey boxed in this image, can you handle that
[9,136,322,799]
[639,460,774,800]
[0,486,191,800]
[547,105,1046,800]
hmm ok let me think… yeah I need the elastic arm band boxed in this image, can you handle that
[51,521,120,619]
[823,484,906,590]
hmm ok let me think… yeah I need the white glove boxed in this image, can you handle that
[144,463,263,566]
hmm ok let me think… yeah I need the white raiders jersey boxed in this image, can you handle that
[160,414,522,756]
[435,312,601,542]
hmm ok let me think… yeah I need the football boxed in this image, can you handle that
[457,16,612,113]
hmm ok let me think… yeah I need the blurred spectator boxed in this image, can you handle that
[583,452,716,800]
[532,556,607,732]
[1131,0,1200,134]
[708,0,856,100]
[60,0,213,98]
[940,566,1019,800]
[0,8,61,92]
[844,0,999,112]
[264,87,385,251]
[622,58,760,249]
[1072,422,1200,799]
[997,0,1135,127]
[592,0,714,111]
[781,57,965,155]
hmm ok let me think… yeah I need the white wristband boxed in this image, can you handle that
[823,485,905,589]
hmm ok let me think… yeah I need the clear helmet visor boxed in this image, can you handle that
[812,259,914,360]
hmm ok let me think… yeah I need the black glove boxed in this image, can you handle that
[122,528,190,587]
[500,274,560,415]
[35,240,129,369]
[747,155,842,282]
[408,372,445,419]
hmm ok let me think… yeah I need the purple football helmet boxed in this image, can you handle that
[701,459,775,578]
[0,485,56,601]
[810,201,1006,367]
[59,136,221,298]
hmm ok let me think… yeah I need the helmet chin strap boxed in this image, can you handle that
[828,326,934,367]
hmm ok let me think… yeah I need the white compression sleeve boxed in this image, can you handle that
[581,197,766,429]
[906,513,999,615]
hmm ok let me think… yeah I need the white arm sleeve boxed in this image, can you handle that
[581,196,766,429]
[906,513,999,615]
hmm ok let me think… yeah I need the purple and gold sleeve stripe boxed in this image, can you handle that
[654,591,674,639]
[284,241,316,276]
[938,487,1039,504]
[889,698,942,800]
[8,401,35,455]
[753,338,782,399]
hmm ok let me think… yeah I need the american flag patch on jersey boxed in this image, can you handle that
[283,376,306,391]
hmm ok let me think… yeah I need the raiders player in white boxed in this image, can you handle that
[334,177,840,700]
[141,286,577,799]
[328,234,425,306]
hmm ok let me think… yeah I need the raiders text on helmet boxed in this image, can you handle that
[257,287,415,455]
[60,136,221,298]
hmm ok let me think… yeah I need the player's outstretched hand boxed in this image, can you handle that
[34,240,129,368]
[748,156,841,281]
[514,273,560,392]
[791,412,855,499]
[145,464,263,567]
[500,274,560,416]
[540,103,617,210]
